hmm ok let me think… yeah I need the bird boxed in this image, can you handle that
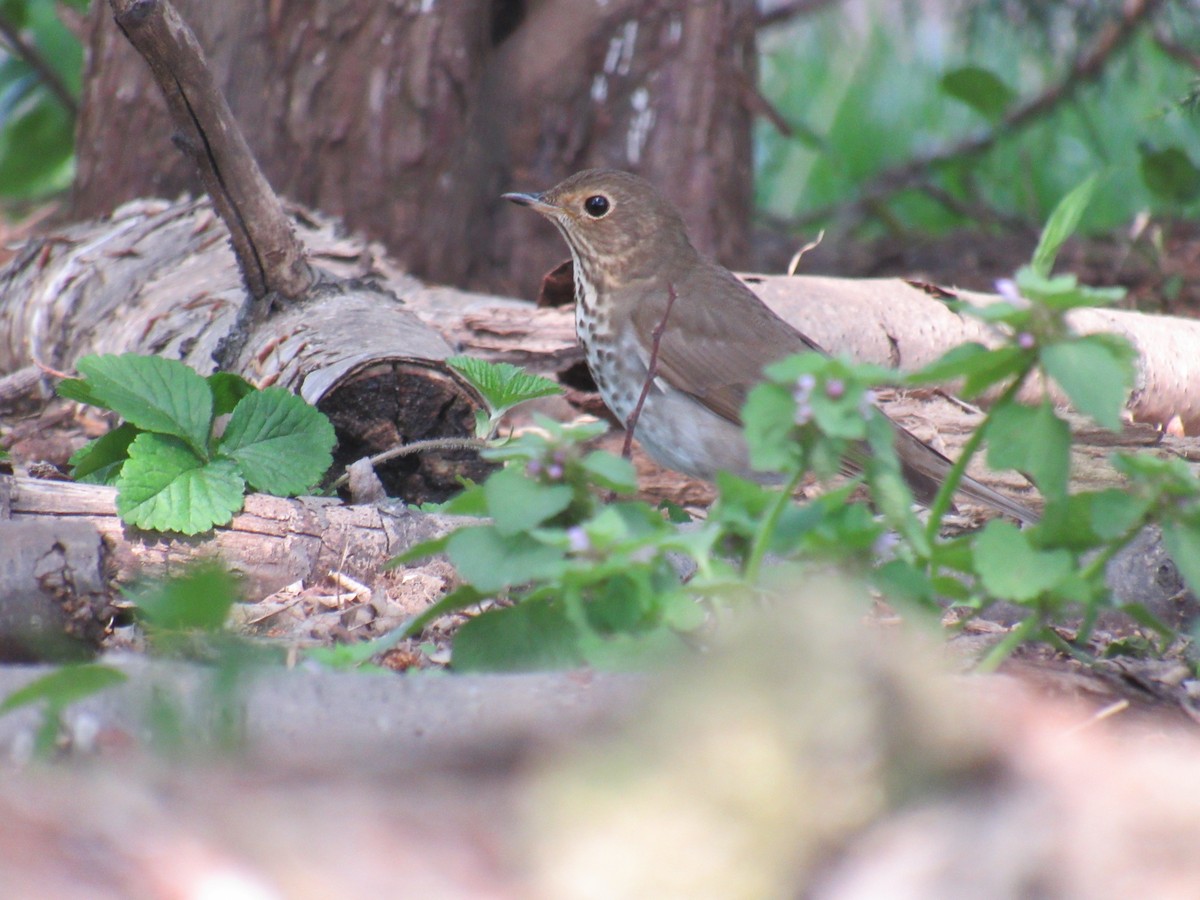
[503,169,1036,524]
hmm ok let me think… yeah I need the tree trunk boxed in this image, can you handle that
[72,0,757,298]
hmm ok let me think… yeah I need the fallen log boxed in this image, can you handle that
[1,474,462,605]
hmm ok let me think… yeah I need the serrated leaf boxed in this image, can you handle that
[446,356,562,412]
[973,520,1073,602]
[208,372,257,416]
[484,467,573,535]
[452,599,584,672]
[116,433,245,534]
[69,422,139,485]
[1040,336,1132,431]
[0,664,126,714]
[940,66,1015,123]
[446,525,566,593]
[217,387,335,495]
[76,354,213,457]
[1031,174,1099,278]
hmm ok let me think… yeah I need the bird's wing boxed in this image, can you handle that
[630,263,820,424]
[628,263,1037,523]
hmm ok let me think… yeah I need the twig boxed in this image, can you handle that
[1152,22,1200,71]
[109,0,312,301]
[622,283,677,460]
[774,0,1165,232]
[758,0,842,29]
[328,436,487,491]
[735,68,794,138]
[0,12,77,116]
[0,366,48,412]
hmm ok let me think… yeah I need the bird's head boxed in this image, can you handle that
[503,169,696,281]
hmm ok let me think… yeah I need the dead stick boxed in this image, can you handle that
[622,283,677,461]
[108,0,312,301]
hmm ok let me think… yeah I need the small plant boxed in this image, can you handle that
[394,417,714,671]
[0,561,277,757]
[0,664,127,758]
[401,174,1200,672]
[60,354,335,534]
[446,355,563,439]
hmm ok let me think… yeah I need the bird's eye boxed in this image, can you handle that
[583,195,611,218]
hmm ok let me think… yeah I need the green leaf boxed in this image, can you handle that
[1040,335,1133,431]
[208,372,258,416]
[129,562,241,632]
[1034,488,1146,552]
[581,451,638,494]
[217,387,334,495]
[434,482,488,517]
[1014,267,1126,310]
[1162,521,1200,600]
[973,520,1073,602]
[446,356,562,412]
[743,382,802,473]
[863,413,922,550]
[576,623,690,670]
[76,355,213,457]
[386,533,453,568]
[69,422,139,484]
[1139,144,1200,205]
[0,89,73,198]
[451,599,584,672]
[483,467,574,535]
[908,342,991,383]
[23,0,83,93]
[0,664,126,714]
[912,344,1028,398]
[56,376,101,406]
[986,401,1070,499]
[0,0,27,27]
[402,585,486,637]
[446,526,566,593]
[116,433,245,534]
[1031,174,1099,278]
[940,66,1015,123]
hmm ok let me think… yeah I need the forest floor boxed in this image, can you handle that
[4,211,1200,895]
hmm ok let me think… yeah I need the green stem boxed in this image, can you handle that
[745,469,805,584]
[924,372,1029,545]
[977,614,1041,673]
[328,436,488,491]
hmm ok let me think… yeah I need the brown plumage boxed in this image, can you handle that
[504,169,1036,524]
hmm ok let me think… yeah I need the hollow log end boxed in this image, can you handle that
[319,361,495,504]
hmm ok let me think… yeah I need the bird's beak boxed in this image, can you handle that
[502,191,559,216]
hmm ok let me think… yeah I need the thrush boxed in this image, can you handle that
[504,169,1036,524]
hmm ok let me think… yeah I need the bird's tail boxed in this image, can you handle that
[890,426,1038,526]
